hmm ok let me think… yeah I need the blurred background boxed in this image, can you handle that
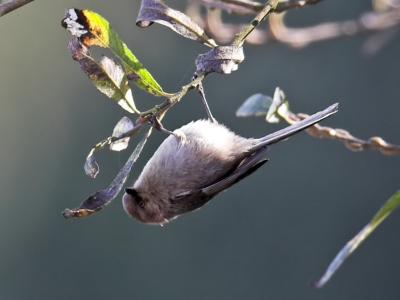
[0,0,399,299]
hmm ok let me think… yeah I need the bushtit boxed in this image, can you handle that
[123,103,338,225]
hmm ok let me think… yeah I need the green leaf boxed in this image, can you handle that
[316,191,400,288]
[62,8,166,97]
[68,38,139,114]
[63,127,153,219]
[236,93,272,117]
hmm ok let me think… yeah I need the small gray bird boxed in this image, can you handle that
[123,103,338,225]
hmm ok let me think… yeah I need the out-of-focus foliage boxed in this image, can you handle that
[316,191,400,287]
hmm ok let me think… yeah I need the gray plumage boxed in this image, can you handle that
[123,103,338,225]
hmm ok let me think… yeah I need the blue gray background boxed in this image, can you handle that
[0,1,399,299]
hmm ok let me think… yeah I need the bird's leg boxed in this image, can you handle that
[150,116,187,144]
[196,81,217,123]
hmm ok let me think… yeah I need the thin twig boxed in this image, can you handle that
[90,74,206,152]
[232,0,279,46]
[205,8,268,44]
[268,8,400,48]
[191,0,400,49]
[0,0,33,17]
[195,0,321,15]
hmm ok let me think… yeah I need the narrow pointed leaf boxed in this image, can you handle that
[62,8,165,96]
[236,93,272,117]
[68,38,138,114]
[137,0,217,47]
[110,116,135,151]
[316,191,400,288]
[63,128,153,219]
[195,46,244,74]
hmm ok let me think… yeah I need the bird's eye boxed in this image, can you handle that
[138,200,145,208]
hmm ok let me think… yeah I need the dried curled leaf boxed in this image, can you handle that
[62,8,166,96]
[68,38,138,114]
[63,128,153,219]
[195,46,244,74]
[316,191,400,288]
[110,117,135,151]
[137,0,217,47]
[84,148,99,179]
[83,120,142,178]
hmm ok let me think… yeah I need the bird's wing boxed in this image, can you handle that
[167,147,268,217]
[203,147,268,197]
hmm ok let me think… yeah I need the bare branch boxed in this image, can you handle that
[190,0,400,49]
[269,8,400,48]
[284,112,400,156]
[193,0,322,15]
[0,0,33,17]
[89,74,206,155]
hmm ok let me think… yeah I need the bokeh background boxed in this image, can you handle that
[1,1,399,299]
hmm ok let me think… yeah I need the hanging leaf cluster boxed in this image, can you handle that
[61,8,167,114]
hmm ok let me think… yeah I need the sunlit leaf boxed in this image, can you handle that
[62,8,166,96]
[266,87,289,123]
[316,191,400,288]
[236,93,272,117]
[110,116,135,151]
[63,128,153,219]
[137,0,217,47]
[236,87,290,121]
[195,46,244,74]
[68,38,138,114]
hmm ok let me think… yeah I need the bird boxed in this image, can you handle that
[122,103,338,225]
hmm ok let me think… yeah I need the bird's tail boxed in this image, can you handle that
[256,103,339,147]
